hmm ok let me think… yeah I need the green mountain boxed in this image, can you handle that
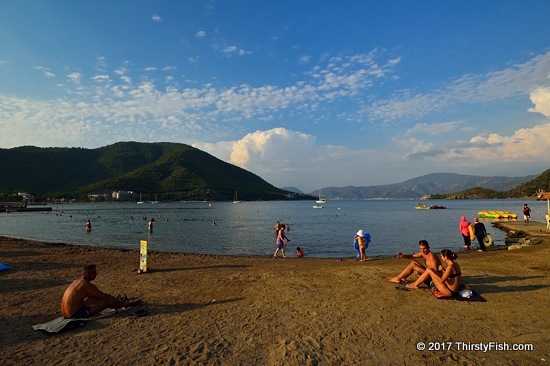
[504,168,550,198]
[0,142,309,202]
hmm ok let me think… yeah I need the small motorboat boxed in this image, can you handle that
[415,204,429,209]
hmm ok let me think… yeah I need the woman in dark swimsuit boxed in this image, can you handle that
[424,249,461,297]
[406,249,461,297]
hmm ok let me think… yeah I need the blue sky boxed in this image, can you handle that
[1,1,549,193]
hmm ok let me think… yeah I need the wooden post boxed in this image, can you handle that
[139,240,148,273]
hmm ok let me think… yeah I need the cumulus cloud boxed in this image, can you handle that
[398,88,550,167]
[528,87,550,117]
[152,15,162,22]
[462,87,550,160]
[193,128,394,191]
[195,30,207,38]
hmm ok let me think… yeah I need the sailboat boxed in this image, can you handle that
[137,193,145,204]
[233,191,241,204]
[316,189,326,204]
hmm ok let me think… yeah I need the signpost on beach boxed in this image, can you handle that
[139,240,148,273]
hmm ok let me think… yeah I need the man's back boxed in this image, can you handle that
[61,278,95,317]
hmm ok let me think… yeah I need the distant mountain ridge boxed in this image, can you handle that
[312,173,539,199]
[281,186,304,194]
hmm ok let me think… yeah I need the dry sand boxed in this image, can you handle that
[1,221,549,365]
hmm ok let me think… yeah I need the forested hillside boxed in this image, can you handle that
[0,142,301,201]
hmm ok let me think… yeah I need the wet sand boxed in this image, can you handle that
[1,222,549,365]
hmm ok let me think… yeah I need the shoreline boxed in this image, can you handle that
[3,217,542,261]
[1,226,549,364]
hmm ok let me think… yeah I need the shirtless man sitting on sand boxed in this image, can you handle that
[387,240,442,284]
[61,264,142,318]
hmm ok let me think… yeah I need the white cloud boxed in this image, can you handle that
[193,128,392,191]
[528,87,550,117]
[399,89,550,167]
[2,51,549,190]
[406,121,463,135]
[152,15,162,22]
[195,30,206,38]
[36,66,55,78]
[366,51,550,121]
[67,72,81,83]
[223,46,237,54]
[299,55,311,64]
[91,74,110,82]
[388,57,401,65]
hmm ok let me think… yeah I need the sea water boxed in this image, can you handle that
[0,199,546,258]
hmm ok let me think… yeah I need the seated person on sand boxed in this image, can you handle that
[61,264,142,319]
[387,240,442,284]
[405,249,462,297]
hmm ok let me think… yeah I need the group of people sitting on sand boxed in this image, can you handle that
[60,239,458,320]
[387,240,461,298]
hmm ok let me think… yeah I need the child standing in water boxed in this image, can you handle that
[355,230,367,261]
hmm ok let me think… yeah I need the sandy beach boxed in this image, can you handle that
[1,221,549,365]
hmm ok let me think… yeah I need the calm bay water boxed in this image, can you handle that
[1,199,547,258]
